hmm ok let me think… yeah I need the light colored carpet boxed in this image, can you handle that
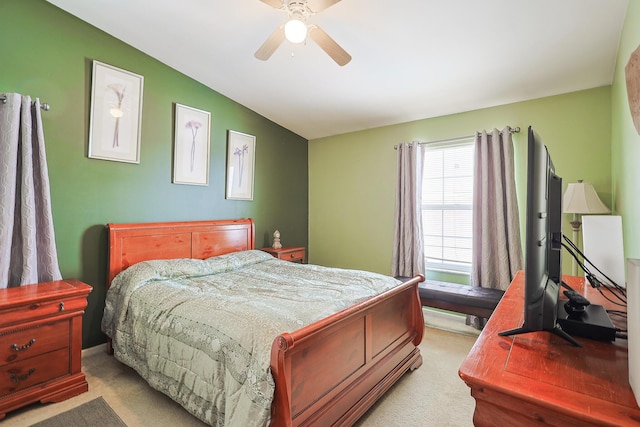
[6,309,478,427]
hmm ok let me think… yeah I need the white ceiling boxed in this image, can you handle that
[47,0,628,140]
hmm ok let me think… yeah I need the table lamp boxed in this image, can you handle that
[563,180,610,275]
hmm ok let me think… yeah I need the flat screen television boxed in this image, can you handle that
[499,126,580,346]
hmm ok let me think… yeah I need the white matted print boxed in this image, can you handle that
[88,61,144,163]
[226,130,256,200]
[173,104,211,186]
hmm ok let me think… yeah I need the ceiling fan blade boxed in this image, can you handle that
[255,26,286,61]
[258,0,284,9]
[308,25,351,66]
[310,0,342,13]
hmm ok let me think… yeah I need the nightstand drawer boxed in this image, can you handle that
[0,322,69,367]
[1,297,86,327]
[282,249,305,262]
[261,246,306,263]
[1,347,69,395]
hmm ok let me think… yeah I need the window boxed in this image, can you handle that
[422,139,474,273]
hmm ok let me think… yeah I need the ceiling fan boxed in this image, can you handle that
[255,0,352,66]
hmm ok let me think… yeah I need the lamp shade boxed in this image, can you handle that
[563,181,610,214]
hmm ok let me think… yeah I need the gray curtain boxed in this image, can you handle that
[469,128,523,327]
[0,93,62,288]
[391,142,425,278]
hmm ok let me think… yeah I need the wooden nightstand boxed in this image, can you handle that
[261,246,306,263]
[0,279,92,419]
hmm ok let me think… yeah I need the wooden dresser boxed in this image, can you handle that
[459,272,640,426]
[0,279,92,419]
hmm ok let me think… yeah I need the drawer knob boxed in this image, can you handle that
[11,338,36,352]
[10,368,35,383]
[59,301,65,311]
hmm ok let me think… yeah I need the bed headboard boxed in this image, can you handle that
[106,218,255,286]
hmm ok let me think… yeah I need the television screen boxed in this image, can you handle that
[499,126,579,346]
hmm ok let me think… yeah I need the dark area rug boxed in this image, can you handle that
[29,397,127,427]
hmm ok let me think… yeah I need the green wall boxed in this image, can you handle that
[0,0,309,348]
[612,0,640,260]
[309,87,612,285]
[4,0,636,349]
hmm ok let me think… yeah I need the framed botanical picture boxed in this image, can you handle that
[225,130,256,200]
[88,60,144,163]
[173,104,211,186]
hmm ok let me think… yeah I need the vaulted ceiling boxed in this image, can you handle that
[47,0,628,140]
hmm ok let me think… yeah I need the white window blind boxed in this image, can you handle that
[422,140,474,273]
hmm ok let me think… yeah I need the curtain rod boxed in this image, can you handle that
[0,94,51,111]
[394,126,520,149]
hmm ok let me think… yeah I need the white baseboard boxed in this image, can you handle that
[423,307,481,337]
[83,342,108,357]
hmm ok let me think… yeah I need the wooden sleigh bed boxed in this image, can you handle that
[104,218,424,426]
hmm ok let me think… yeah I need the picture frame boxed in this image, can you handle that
[173,104,211,186]
[225,130,256,200]
[88,60,144,163]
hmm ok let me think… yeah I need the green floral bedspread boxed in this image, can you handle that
[101,250,400,427]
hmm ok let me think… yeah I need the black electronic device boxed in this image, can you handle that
[557,303,617,341]
[498,126,617,346]
[563,289,590,316]
[558,289,616,341]
[499,127,580,345]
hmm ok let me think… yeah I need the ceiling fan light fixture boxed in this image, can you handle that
[255,0,350,65]
[284,19,307,43]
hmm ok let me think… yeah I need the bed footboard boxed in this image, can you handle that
[269,275,425,426]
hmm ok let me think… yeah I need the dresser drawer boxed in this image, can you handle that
[282,249,305,262]
[0,322,68,367]
[1,347,69,396]
[1,296,86,327]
